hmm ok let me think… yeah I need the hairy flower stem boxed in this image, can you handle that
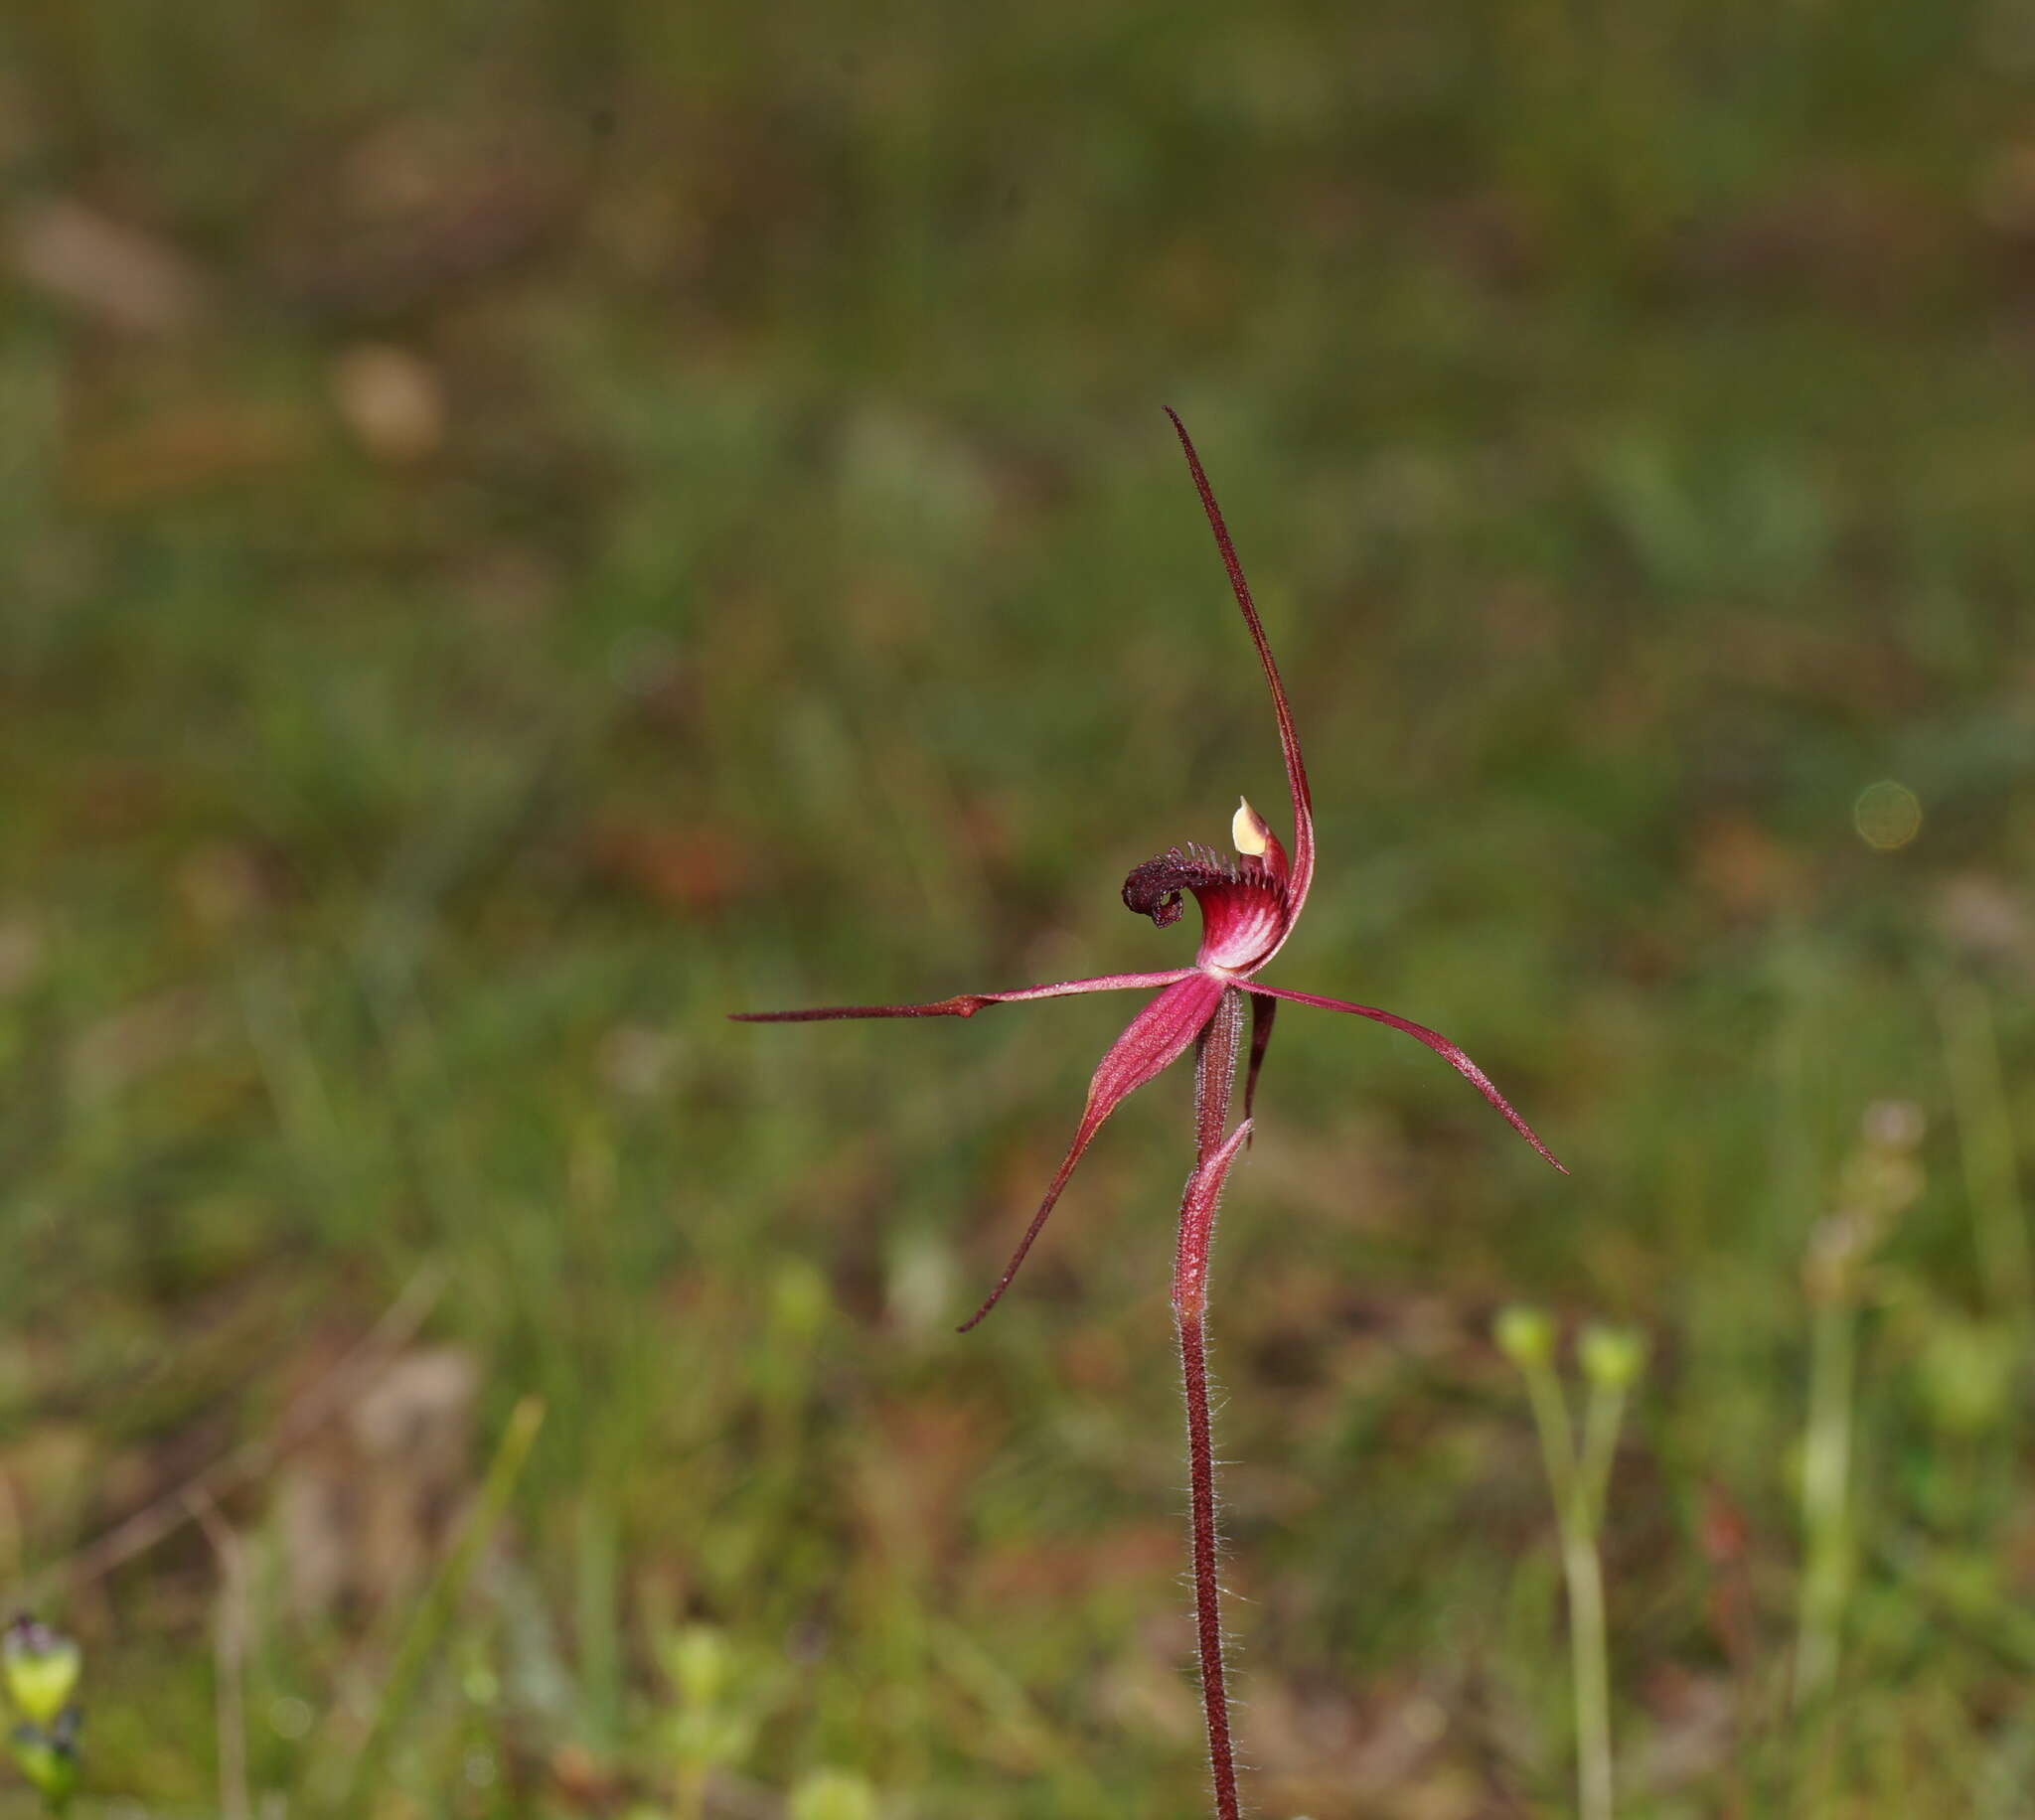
[1174,986,1245,1820]
[732,417,1568,1812]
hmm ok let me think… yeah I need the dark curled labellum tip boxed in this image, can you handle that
[1122,845,1236,930]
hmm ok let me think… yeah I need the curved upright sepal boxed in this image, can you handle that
[1165,408,1317,935]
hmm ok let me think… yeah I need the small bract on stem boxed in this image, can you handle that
[732,412,1565,1814]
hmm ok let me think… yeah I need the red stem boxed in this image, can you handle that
[1176,986,1245,1820]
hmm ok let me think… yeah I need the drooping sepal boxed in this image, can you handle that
[1240,982,1566,1172]
[957,970,1226,1330]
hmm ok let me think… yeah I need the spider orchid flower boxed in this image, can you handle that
[733,409,1564,1333]
[733,412,1564,1820]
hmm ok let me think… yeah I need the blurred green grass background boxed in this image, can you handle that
[3,1,2035,1813]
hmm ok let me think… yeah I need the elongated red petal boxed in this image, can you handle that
[1173,1118,1254,1321]
[729,969,1193,1022]
[1241,982,1566,1172]
[958,970,1226,1330]
[1165,408,1316,927]
[1242,991,1277,1138]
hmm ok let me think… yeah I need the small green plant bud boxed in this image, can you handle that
[1578,1323,1646,1390]
[8,1723,78,1808]
[2,1620,80,1730]
[1493,1304,1555,1369]
[662,1624,732,1710]
[1916,1317,2017,1437]
[788,1767,880,1820]
[771,1260,832,1343]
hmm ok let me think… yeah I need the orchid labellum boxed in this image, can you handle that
[733,411,1564,1818]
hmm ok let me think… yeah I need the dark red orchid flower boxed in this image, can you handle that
[735,410,1563,1325]
[733,411,1564,1817]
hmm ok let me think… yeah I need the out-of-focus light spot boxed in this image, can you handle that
[1854,780,1922,850]
[1402,1695,1449,1744]
[267,1696,313,1740]
[1863,1099,1926,1150]
[330,343,444,463]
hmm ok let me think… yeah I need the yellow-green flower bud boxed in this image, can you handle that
[663,1625,731,1710]
[771,1260,831,1343]
[1578,1323,1647,1390]
[8,1725,78,1806]
[2,1621,80,1730]
[1493,1304,1555,1369]
[789,1768,880,1820]
[1916,1317,2016,1437]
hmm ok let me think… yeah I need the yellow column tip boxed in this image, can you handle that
[1231,797,1270,857]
